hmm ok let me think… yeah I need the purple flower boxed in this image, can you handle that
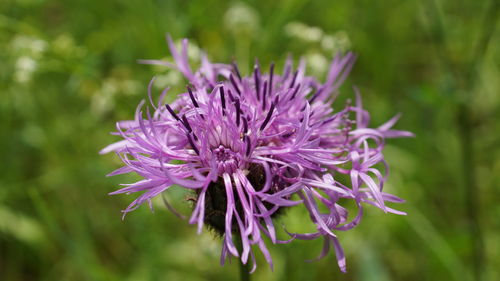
[101,36,413,273]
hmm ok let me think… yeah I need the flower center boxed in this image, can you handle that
[213,145,240,174]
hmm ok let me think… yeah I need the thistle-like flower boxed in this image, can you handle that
[101,36,413,273]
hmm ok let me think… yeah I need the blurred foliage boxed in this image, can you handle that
[1,0,499,280]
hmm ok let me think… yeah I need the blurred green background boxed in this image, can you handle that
[1,0,499,280]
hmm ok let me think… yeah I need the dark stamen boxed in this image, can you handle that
[309,87,323,104]
[244,135,251,156]
[268,62,274,96]
[235,99,241,127]
[227,89,235,102]
[274,94,280,106]
[232,61,242,82]
[187,86,199,108]
[321,116,337,125]
[289,70,298,89]
[187,133,199,155]
[219,86,226,116]
[242,117,248,134]
[262,81,268,110]
[254,66,260,101]
[260,102,275,131]
[289,84,301,100]
[165,104,180,121]
[181,115,192,132]
[254,58,260,71]
[283,58,292,79]
[229,74,241,96]
[188,86,204,119]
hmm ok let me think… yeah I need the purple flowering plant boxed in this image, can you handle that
[101,36,413,273]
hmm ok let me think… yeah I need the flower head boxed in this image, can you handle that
[101,36,413,273]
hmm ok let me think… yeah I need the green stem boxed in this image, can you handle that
[235,238,251,281]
